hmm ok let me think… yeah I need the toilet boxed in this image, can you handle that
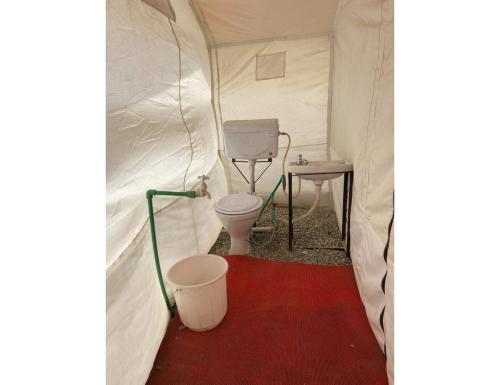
[215,192,263,255]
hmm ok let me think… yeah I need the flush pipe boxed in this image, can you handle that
[251,174,324,235]
[249,175,284,233]
[146,176,211,318]
[251,226,274,232]
[251,178,323,241]
[249,159,256,193]
[219,177,282,235]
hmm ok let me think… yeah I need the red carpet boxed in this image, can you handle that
[147,255,388,385]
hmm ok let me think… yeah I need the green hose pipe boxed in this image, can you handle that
[146,189,196,318]
[256,175,284,223]
[147,189,196,199]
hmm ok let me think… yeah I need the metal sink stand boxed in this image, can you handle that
[287,171,353,258]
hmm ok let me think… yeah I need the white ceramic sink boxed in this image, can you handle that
[288,160,353,181]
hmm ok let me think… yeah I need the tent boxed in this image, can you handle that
[107,0,393,383]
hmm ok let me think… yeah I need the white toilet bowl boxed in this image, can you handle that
[215,192,263,255]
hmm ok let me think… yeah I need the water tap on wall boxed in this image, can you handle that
[196,175,211,199]
[296,154,308,165]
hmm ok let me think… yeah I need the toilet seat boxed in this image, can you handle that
[215,193,262,215]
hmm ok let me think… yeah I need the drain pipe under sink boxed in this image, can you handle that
[279,180,323,224]
[251,179,323,232]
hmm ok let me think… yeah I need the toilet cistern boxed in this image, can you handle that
[222,119,280,194]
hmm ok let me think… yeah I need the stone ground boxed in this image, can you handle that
[209,206,352,266]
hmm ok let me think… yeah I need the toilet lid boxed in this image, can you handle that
[215,193,262,215]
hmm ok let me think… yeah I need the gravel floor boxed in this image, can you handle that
[209,206,352,266]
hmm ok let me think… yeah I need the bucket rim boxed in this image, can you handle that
[166,254,229,289]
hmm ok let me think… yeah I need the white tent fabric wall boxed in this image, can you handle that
[212,37,332,206]
[330,0,394,382]
[106,0,227,384]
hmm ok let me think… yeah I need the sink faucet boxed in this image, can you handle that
[196,175,211,199]
[296,154,308,165]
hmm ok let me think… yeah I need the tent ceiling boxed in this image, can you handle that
[193,0,338,46]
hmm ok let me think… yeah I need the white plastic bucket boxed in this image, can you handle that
[166,254,229,332]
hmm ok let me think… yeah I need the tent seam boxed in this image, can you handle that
[210,32,330,48]
[359,1,384,205]
[365,2,387,206]
[189,0,227,183]
[191,0,233,193]
[326,37,335,209]
[165,14,194,192]
[189,0,221,154]
[212,45,233,192]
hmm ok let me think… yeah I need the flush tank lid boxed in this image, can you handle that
[222,119,279,160]
[215,193,262,215]
[223,118,278,133]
